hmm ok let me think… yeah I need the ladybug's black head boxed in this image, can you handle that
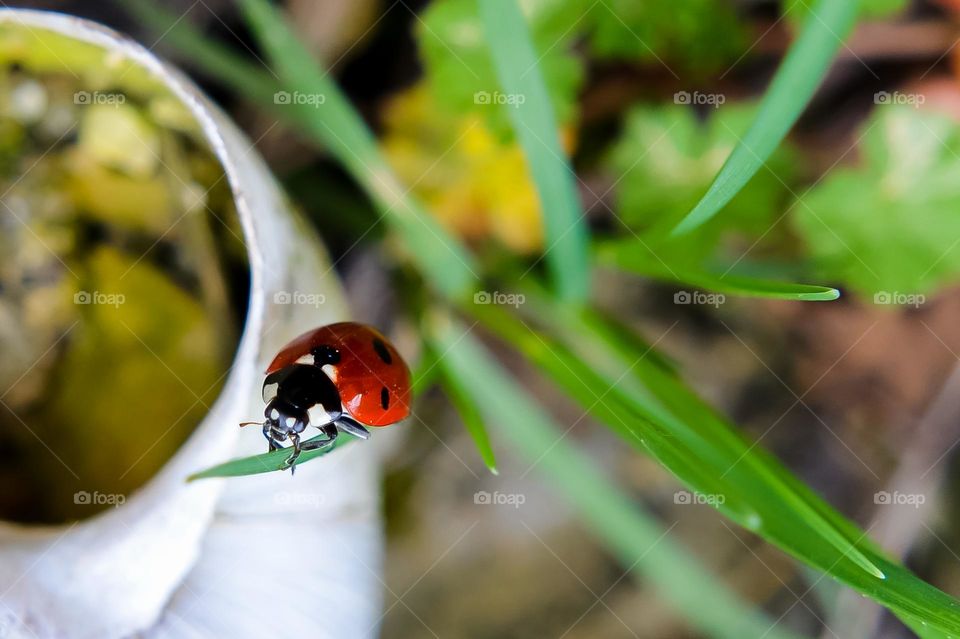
[260,364,343,434]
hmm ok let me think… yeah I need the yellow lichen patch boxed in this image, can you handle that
[381,84,546,253]
[64,147,173,232]
[0,22,171,100]
[79,103,160,178]
[28,247,224,516]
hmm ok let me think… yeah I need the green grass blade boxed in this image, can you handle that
[429,316,804,639]
[902,615,954,639]
[463,297,960,633]
[595,240,839,300]
[671,0,858,236]
[124,0,281,107]
[469,301,880,576]
[188,432,352,480]
[477,0,589,303]
[439,370,498,473]
[411,345,442,396]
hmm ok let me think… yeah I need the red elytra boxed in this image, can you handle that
[266,322,411,426]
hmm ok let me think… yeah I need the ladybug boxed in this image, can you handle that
[242,322,411,471]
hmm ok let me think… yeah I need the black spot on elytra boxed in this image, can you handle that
[380,386,390,410]
[372,338,393,365]
[312,344,341,365]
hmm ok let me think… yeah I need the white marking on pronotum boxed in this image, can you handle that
[262,381,279,403]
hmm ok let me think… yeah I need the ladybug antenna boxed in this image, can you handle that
[239,421,263,428]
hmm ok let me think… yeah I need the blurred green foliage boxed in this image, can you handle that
[608,104,798,268]
[418,0,583,134]
[787,0,909,27]
[586,0,745,68]
[795,105,960,296]
[419,0,747,136]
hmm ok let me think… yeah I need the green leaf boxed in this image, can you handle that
[429,316,805,639]
[595,239,839,301]
[671,0,858,236]
[794,105,960,299]
[418,0,584,134]
[188,432,352,480]
[477,0,589,303]
[463,294,960,634]
[439,369,498,473]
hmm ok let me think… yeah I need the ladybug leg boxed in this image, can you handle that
[301,423,339,451]
[335,415,371,440]
[279,432,303,473]
[262,422,287,452]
